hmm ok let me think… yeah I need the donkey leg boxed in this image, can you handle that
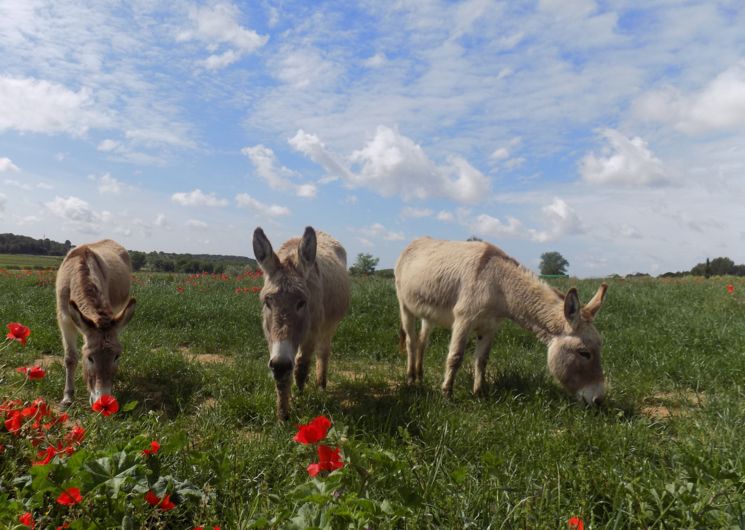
[400,305,419,385]
[294,341,314,393]
[441,320,471,398]
[59,316,79,407]
[275,375,292,421]
[473,329,496,395]
[315,335,332,390]
[416,319,434,383]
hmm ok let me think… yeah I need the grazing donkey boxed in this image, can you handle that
[56,239,136,407]
[395,237,608,405]
[253,226,350,420]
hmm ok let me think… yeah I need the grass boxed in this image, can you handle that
[1,271,745,528]
[0,254,63,269]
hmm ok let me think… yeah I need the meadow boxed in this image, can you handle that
[1,268,744,529]
[0,254,63,269]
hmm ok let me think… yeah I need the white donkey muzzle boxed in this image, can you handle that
[577,382,606,406]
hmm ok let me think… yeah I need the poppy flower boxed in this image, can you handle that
[16,366,46,380]
[56,523,71,530]
[91,394,119,416]
[4,410,22,434]
[18,512,35,528]
[307,444,344,477]
[66,425,86,444]
[727,284,734,294]
[568,516,585,530]
[293,415,332,444]
[144,490,176,511]
[143,440,160,456]
[56,487,83,506]
[6,322,31,346]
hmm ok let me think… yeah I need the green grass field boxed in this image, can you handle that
[0,254,63,269]
[1,271,744,528]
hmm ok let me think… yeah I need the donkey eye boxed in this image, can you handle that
[296,300,306,311]
[114,354,120,362]
[578,349,591,360]
[88,356,95,364]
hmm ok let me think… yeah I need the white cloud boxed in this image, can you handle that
[171,189,228,207]
[472,214,525,239]
[0,193,6,212]
[633,63,745,134]
[437,210,454,222]
[273,48,339,88]
[580,129,668,186]
[177,2,268,70]
[125,128,196,149]
[186,219,208,230]
[471,198,582,243]
[490,147,510,160]
[44,195,109,233]
[5,179,53,191]
[0,76,104,135]
[401,206,433,218]
[0,157,19,173]
[235,193,290,217]
[358,223,405,241]
[290,126,491,203]
[241,144,317,197]
[90,173,122,194]
[97,139,120,152]
[364,53,387,68]
[154,213,168,227]
[344,195,358,205]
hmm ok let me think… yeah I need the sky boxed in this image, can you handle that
[1,0,744,277]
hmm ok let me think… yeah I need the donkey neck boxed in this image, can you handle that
[496,264,565,343]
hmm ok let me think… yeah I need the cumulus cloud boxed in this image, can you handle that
[0,157,19,173]
[357,223,405,241]
[177,2,268,70]
[89,173,122,194]
[633,63,745,134]
[273,48,339,88]
[0,76,104,135]
[97,139,120,152]
[44,195,109,233]
[437,210,454,222]
[154,213,168,227]
[580,129,668,186]
[400,206,433,218]
[235,193,290,217]
[241,144,317,197]
[363,53,387,68]
[186,219,208,230]
[171,189,228,207]
[290,126,490,203]
[471,198,582,243]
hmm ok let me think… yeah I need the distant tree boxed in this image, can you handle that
[350,253,379,275]
[466,236,483,242]
[129,250,146,271]
[691,256,735,276]
[540,251,569,276]
[704,258,711,279]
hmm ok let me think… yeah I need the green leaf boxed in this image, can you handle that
[121,400,139,412]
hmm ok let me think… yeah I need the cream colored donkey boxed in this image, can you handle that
[395,237,608,405]
[253,226,350,420]
[56,239,136,406]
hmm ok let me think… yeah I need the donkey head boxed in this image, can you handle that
[547,283,607,405]
[68,298,136,404]
[253,226,317,382]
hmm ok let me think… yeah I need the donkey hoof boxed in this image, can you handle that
[60,398,73,408]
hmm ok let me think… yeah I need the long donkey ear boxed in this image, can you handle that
[68,300,97,331]
[298,226,317,274]
[113,298,136,330]
[253,227,280,277]
[563,287,581,327]
[583,283,607,319]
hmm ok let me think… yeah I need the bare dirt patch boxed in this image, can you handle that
[34,355,64,368]
[641,390,706,420]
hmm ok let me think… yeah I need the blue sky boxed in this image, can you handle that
[1,0,744,276]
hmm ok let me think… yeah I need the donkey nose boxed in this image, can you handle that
[592,395,603,406]
[268,357,293,378]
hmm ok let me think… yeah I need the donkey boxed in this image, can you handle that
[55,239,136,407]
[253,226,350,420]
[395,237,608,405]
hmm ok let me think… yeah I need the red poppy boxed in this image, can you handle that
[307,444,344,477]
[568,516,585,530]
[6,322,31,346]
[177,286,185,293]
[18,512,35,528]
[5,410,22,434]
[0,444,5,453]
[66,425,86,444]
[33,443,75,466]
[16,366,46,380]
[193,527,221,530]
[56,487,83,506]
[91,394,119,416]
[293,415,332,444]
[144,490,176,511]
[56,523,70,530]
[143,440,161,456]
[727,284,734,294]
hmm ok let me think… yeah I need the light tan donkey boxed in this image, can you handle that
[395,237,608,405]
[253,226,350,420]
[56,239,136,406]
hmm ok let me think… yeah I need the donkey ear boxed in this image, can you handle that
[584,283,607,319]
[298,226,317,273]
[68,300,97,331]
[563,287,581,327]
[253,227,280,277]
[113,298,136,330]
